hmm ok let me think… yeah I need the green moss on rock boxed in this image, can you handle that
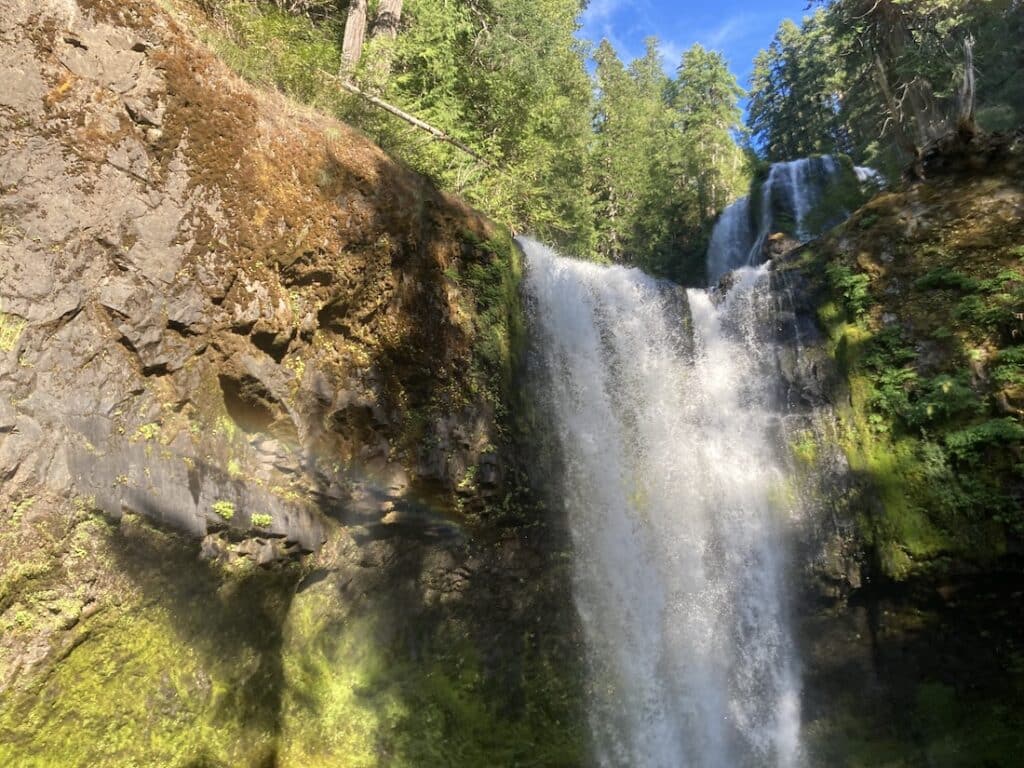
[0,510,300,768]
[279,564,585,768]
[799,160,1024,580]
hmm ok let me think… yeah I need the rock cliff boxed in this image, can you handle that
[772,136,1024,765]
[0,1,584,764]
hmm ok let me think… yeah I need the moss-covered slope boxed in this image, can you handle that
[776,134,1024,766]
[797,137,1023,578]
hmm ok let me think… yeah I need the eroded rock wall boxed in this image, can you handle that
[770,137,1024,766]
[0,1,584,764]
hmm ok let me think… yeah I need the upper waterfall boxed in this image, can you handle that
[706,156,881,285]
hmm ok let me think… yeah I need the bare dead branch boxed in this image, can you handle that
[957,34,977,137]
[326,75,489,165]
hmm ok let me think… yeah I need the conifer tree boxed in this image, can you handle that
[671,44,746,221]
[750,1,1023,172]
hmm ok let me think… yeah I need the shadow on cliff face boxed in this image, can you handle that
[269,245,584,765]
[796,459,1024,766]
[101,513,302,768]
[83,148,579,765]
[276,502,583,766]
[0,1,584,763]
[801,556,1024,766]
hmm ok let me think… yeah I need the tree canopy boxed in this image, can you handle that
[200,0,751,283]
[749,0,1024,173]
[200,0,1021,279]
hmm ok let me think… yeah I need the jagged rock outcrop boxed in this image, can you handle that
[0,1,583,764]
[1,0,499,550]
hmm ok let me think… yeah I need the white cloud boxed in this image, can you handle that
[579,0,643,65]
[657,39,683,71]
[705,14,757,49]
[596,23,641,64]
[582,0,627,25]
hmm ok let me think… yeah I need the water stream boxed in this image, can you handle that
[521,157,872,766]
[707,156,879,284]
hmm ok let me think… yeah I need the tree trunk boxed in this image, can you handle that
[372,0,403,40]
[873,53,923,177]
[341,0,368,72]
[366,0,403,82]
[957,35,977,139]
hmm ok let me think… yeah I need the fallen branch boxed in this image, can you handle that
[326,75,487,164]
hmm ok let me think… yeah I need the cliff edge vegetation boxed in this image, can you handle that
[776,134,1024,767]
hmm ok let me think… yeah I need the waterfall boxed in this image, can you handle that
[707,156,881,285]
[522,239,802,768]
[705,196,754,287]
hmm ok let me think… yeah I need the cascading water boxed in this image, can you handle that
[704,196,754,288]
[706,156,881,284]
[520,156,874,767]
[523,242,801,767]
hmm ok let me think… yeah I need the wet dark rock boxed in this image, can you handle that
[477,452,501,489]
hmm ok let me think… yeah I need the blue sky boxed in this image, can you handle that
[579,0,816,88]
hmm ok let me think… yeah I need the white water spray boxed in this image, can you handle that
[523,241,803,767]
[522,154,881,765]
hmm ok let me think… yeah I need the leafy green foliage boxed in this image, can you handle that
[818,219,1024,572]
[944,418,1024,461]
[389,0,598,255]
[212,500,235,520]
[198,1,751,281]
[915,267,980,292]
[854,327,919,428]
[912,264,1023,342]
[866,368,917,426]
[827,263,872,319]
[211,1,344,104]
[905,373,985,428]
[856,329,995,471]
[590,39,664,264]
[955,280,1024,339]
[992,346,1024,388]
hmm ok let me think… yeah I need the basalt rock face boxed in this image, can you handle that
[769,135,1024,765]
[0,1,583,765]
